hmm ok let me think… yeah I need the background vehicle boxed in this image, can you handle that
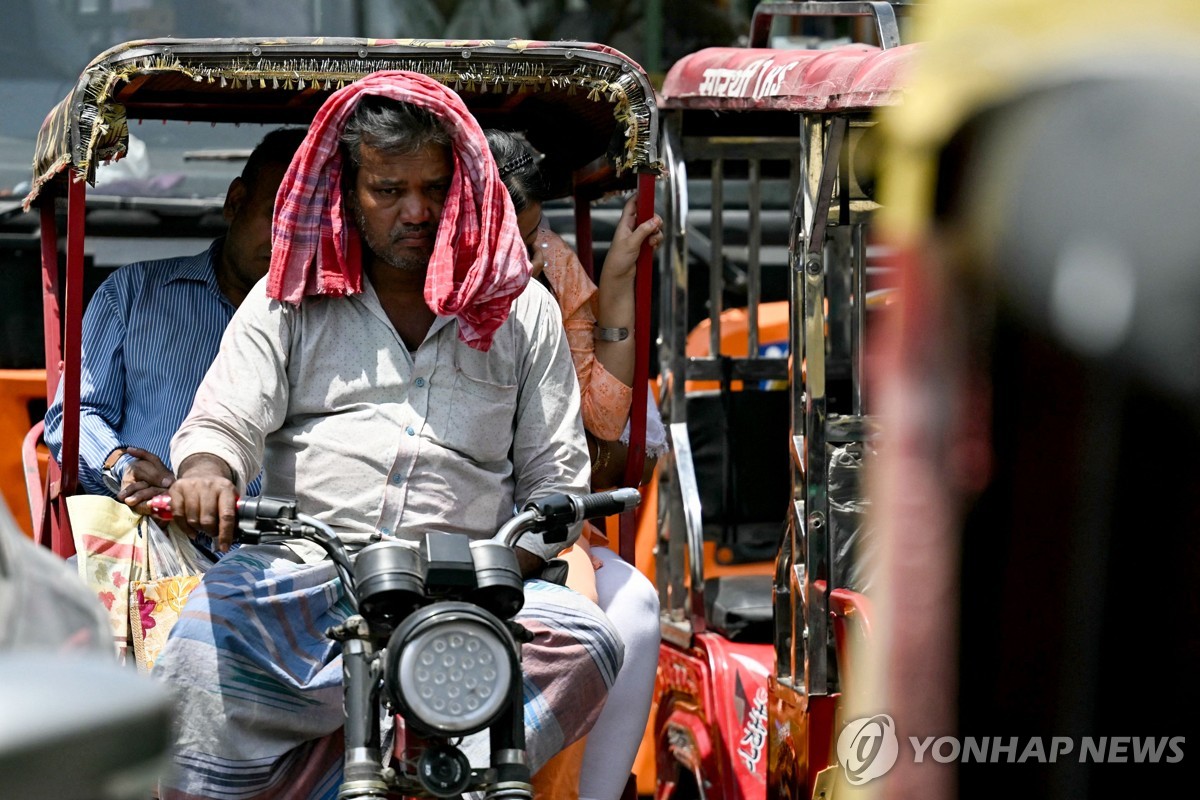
[647,3,916,797]
[18,36,662,562]
[1,491,171,799]
[863,0,1200,797]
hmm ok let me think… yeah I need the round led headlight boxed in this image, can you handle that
[384,602,516,736]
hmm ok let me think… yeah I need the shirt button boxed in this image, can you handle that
[380,526,391,536]
[391,473,402,484]
[415,377,426,387]
[406,426,416,436]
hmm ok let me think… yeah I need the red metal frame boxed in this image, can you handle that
[39,204,63,401]
[22,421,46,534]
[654,634,774,799]
[37,170,84,557]
[618,172,656,562]
[61,171,85,499]
[573,195,595,280]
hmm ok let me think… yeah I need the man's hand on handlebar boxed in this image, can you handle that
[169,453,240,552]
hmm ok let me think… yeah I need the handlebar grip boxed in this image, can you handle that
[516,489,643,538]
[237,496,297,522]
[147,494,174,520]
[147,494,283,525]
[578,487,642,520]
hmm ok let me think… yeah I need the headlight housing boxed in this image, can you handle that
[384,602,517,736]
[355,541,425,629]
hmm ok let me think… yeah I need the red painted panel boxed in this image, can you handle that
[660,44,921,112]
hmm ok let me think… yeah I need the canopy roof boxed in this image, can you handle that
[26,37,660,207]
[659,43,920,112]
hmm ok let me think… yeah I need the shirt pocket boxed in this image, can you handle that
[447,368,518,464]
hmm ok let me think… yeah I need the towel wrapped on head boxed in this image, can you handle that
[267,70,531,352]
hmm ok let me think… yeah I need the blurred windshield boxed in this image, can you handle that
[0,0,749,200]
[0,0,373,198]
[0,0,639,200]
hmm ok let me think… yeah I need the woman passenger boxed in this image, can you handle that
[487,130,665,800]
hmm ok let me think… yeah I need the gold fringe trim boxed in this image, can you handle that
[38,44,662,199]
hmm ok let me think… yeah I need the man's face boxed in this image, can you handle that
[349,142,454,272]
[223,161,288,289]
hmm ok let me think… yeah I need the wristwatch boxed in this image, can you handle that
[593,323,630,342]
[101,447,129,494]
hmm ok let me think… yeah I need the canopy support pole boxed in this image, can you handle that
[47,171,86,558]
[574,195,595,281]
[619,172,656,564]
[39,204,63,401]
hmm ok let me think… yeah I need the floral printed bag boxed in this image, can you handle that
[129,516,211,672]
[67,495,149,664]
[67,495,209,669]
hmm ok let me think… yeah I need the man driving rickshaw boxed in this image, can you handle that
[21,36,664,800]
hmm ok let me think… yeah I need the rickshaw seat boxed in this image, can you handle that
[703,574,773,643]
[679,388,788,644]
[684,389,790,564]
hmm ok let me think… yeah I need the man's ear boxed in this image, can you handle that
[223,176,248,222]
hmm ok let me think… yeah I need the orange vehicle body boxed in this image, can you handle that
[0,369,47,536]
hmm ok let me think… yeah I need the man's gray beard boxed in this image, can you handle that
[352,204,428,272]
[377,251,427,272]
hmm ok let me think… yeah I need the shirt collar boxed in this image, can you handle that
[359,276,456,346]
[162,239,232,306]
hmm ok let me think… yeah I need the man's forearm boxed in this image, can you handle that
[177,452,235,482]
[72,412,129,497]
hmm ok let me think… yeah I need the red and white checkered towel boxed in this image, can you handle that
[266,70,530,351]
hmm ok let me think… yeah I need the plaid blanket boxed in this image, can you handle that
[155,545,622,799]
[267,70,531,352]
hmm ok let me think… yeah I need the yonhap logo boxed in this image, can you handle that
[838,714,899,785]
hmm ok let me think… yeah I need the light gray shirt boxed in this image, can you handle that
[171,276,589,562]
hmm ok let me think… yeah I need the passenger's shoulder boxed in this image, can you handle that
[502,279,567,357]
[105,246,214,289]
[508,279,566,333]
[512,278,559,315]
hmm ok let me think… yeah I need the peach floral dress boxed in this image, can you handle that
[536,226,633,440]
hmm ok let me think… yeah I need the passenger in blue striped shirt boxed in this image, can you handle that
[44,128,305,518]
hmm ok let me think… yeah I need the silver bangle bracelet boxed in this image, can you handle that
[593,323,630,342]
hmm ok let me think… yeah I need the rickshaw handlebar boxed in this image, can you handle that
[146,488,640,610]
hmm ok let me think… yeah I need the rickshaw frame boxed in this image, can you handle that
[21,36,663,564]
[651,3,916,797]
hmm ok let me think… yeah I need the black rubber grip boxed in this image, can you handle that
[237,496,297,522]
[579,488,642,520]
